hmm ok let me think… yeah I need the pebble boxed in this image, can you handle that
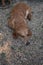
[0,33,4,41]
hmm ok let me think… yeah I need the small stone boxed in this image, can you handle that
[0,33,4,41]
[42,25,43,28]
[0,23,2,27]
[1,52,6,58]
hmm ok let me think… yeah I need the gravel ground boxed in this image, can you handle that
[0,0,43,65]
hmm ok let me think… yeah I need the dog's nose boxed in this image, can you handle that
[26,41,30,46]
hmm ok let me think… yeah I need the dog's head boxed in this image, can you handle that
[16,18,32,45]
[17,26,32,36]
[17,26,32,45]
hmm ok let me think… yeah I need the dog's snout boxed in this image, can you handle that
[26,41,30,46]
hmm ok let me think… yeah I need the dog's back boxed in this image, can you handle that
[10,3,31,19]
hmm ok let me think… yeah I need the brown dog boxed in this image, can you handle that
[8,2,32,45]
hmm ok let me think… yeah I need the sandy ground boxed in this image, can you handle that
[0,0,43,65]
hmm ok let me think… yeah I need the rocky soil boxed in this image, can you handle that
[0,0,43,65]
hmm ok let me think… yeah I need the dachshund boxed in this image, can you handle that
[8,2,32,45]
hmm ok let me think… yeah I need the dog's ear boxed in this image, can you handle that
[26,7,32,20]
[27,13,32,21]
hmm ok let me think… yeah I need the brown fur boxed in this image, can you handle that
[10,2,32,20]
[8,2,32,44]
